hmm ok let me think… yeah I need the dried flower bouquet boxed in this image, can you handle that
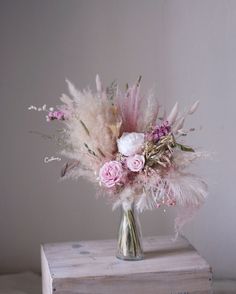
[29,75,208,236]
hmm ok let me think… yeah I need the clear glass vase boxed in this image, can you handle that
[116,200,144,260]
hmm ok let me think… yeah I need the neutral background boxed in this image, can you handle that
[0,0,235,279]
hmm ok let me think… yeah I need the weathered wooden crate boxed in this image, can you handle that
[41,235,212,294]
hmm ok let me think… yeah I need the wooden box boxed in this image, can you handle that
[41,235,212,294]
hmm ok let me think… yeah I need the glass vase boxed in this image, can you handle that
[116,200,144,260]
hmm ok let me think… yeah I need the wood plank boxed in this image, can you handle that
[41,235,212,294]
[52,271,212,294]
[41,246,53,294]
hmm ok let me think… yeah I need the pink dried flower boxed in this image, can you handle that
[126,154,145,172]
[99,161,124,188]
[54,111,64,120]
[165,198,176,206]
[48,111,54,118]
[46,110,65,121]
[146,121,171,142]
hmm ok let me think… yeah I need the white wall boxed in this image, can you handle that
[0,0,235,278]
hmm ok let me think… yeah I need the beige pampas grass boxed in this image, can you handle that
[60,79,122,177]
[167,102,179,125]
[188,100,200,115]
[137,88,160,131]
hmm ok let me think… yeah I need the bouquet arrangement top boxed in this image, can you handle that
[29,76,208,234]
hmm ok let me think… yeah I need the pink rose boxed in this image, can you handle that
[99,161,123,188]
[126,154,145,172]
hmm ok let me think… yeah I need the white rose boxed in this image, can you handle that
[117,132,145,156]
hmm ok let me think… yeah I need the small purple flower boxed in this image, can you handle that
[54,111,64,120]
[146,121,171,142]
[46,110,65,121]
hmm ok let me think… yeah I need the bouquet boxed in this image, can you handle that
[29,75,208,259]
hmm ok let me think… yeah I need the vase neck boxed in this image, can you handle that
[122,200,134,212]
[117,199,143,260]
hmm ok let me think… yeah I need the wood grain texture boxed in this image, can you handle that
[41,235,213,294]
[41,246,53,294]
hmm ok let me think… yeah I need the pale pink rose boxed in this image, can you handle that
[99,161,123,188]
[126,154,145,172]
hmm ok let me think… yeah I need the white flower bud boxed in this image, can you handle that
[117,132,144,156]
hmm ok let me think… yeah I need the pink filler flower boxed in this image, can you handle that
[46,110,66,122]
[126,154,145,172]
[99,161,123,188]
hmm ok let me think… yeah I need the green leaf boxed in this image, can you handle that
[84,143,97,157]
[176,143,194,152]
[80,120,90,136]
